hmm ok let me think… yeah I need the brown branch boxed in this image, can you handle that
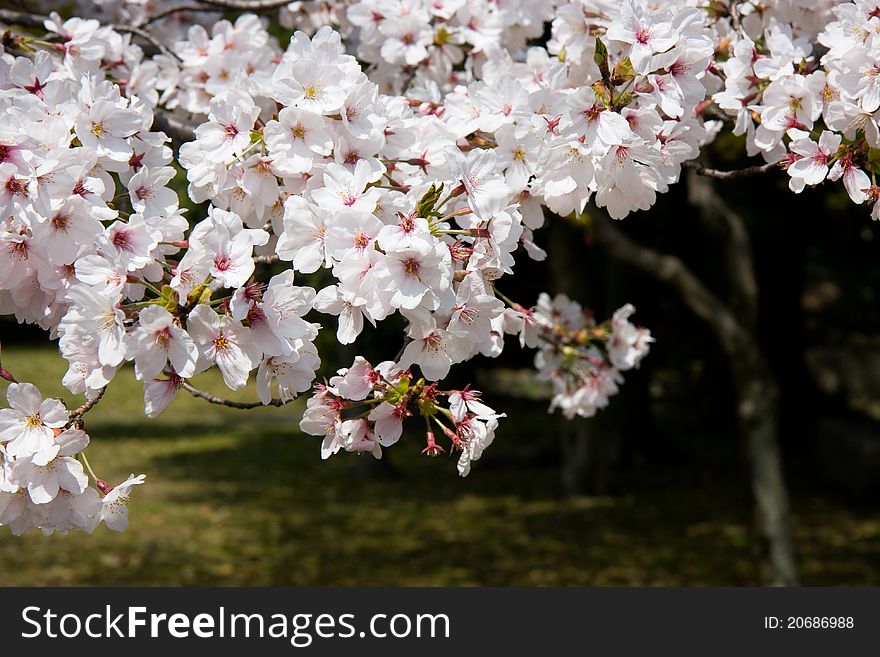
[687,167,759,329]
[728,0,743,32]
[179,380,290,409]
[174,0,296,9]
[590,210,747,354]
[69,386,108,420]
[0,339,18,384]
[0,8,45,29]
[0,8,179,61]
[151,110,197,148]
[140,0,298,26]
[699,104,735,125]
[254,254,279,265]
[683,160,780,180]
[589,209,797,585]
[139,2,219,26]
[111,23,180,61]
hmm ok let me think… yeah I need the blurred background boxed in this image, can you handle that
[3,137,880,586]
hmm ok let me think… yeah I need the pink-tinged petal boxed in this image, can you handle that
[788,158,827,186]
[144,379,178,419]
[215,343,253,390]
[844,167,871,204]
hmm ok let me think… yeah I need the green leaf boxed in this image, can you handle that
[593,36,608,69]
[416,183,444,218]
[612,57,635,85]
[594,37,612,86]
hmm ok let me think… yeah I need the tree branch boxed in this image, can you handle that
[683,160,780,180]
[69,386,108,420]
[178,0,297,8]
[112,23,180,61]
[728,0,743,32]
[686,167,759,329]
[179,380,290,409]
[0,8,179,61]
[590,209,797,585]
[151,110,197,149]
[0,8,45,29]
[0,339,18,384]
[140,0,298,26]
[591,210,747,355]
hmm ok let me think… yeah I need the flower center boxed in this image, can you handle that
[5,176,27,197]
[51,213,70,232]
[303,83,320,99]
[213,334,232,352]
[214,254,232,272]
[402,257,421,277]
[8,240,29,260]
[112,230,131,250]
[155,327,170,347]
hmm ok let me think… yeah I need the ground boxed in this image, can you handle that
[1,346,878,585]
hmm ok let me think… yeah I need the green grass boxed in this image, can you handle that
[1,346,879,585]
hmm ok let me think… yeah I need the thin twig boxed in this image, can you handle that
[112,23,181,61]
[683,160,780,180]
[140,0,298,26]
[151,110,197,147]
[254,254,279,265]
[180,380,290,409]
[0,8,46,29]
[728,0,743,32]
[0,8,180,61]
[140,2,218,26]
[699,104,735,125]
[0,339,18,384]
[69,386,108,420]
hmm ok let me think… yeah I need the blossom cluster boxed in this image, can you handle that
[711,1,880,218]
[48,0,880,534]
[0,382,144,535]
[504,295,653,419]
[173,25,534,381]
[301,356,503,476]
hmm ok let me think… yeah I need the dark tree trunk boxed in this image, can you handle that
[591,191,798,585]
[548,219,620,495]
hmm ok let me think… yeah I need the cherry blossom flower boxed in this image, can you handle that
[100,474,146,532]
[0,383,68,459]
[186,304,262,390]
[129,305,199,380]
